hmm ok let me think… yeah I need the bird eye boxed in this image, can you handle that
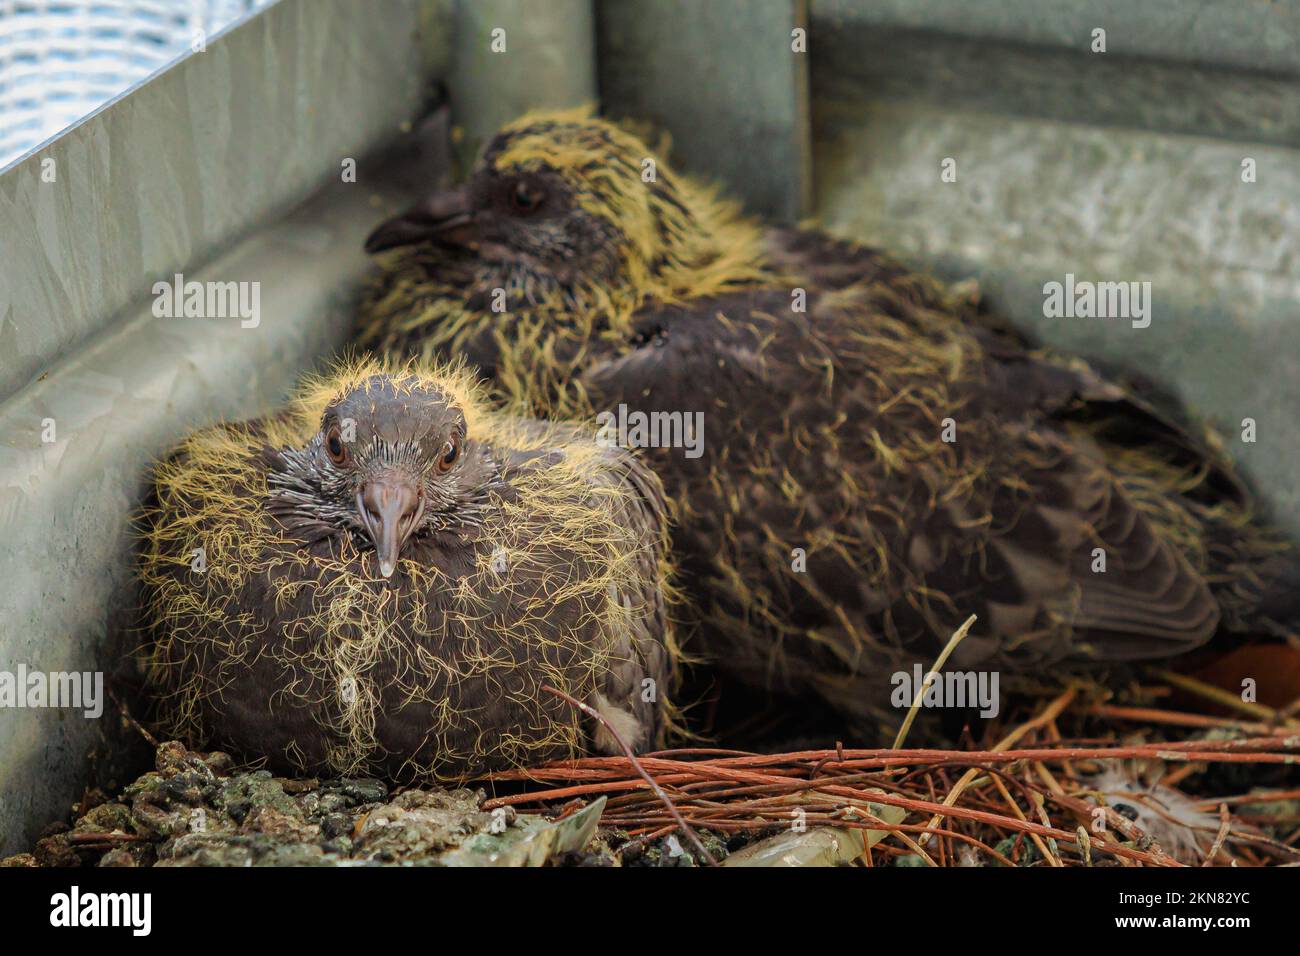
[326,426,347,465]
[436,434,461,473]
[509,180,544,214]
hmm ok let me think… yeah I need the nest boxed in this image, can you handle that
[6,658,1299,867]
[480,666,1300,867]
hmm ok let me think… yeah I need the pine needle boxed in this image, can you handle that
[891,614,977,750]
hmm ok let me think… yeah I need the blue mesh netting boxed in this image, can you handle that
[0,0,272,168]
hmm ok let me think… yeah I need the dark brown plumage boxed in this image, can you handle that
[139,361,678,779]
[356,109,1295,728]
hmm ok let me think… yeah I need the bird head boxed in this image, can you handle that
[364,107,765,308]
[270,374,496,578]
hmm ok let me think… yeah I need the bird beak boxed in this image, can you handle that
[357,477,424,579]
[364,185,478,254]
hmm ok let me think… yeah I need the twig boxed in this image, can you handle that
[1091,704,1292,737]
[112,690,159,748]
[989,773,1059,866]
[892,615,976,749]
[1151,669,1300,729]
[540,684,717,866]
[1203,804,1232,866]
[918,687,1077,843]
[65,831,145,846]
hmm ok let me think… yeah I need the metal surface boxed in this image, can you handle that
[598,0,811,222]
[449,0,597,170]
[0,0,439,403]
[812,7,1300,534]
[0,0,448,857]
[814,0,1300,76]
[0,0,274,170]
[812,6,1300,150]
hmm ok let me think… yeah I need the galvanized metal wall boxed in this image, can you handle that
[810,0,1300,533]
[598,0,811,222]
[0,0,450,856]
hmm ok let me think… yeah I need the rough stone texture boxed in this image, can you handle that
[2,741,613,867]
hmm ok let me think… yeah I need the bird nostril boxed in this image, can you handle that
[359,479,421,542]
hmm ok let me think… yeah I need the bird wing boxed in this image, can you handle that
[768,222,1246,506]
[764,226,933,292]
[579,291,1221,680]
[589,444,676,753]
[493,427,676,753]
[980,347,1249,507]
[916,422,1222,666]
[763,225,1033,348]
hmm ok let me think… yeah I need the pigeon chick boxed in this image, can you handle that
[356,108,1297,727]
[139,360,678,780]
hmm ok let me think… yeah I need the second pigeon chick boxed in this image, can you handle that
[357,108,1297,729]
